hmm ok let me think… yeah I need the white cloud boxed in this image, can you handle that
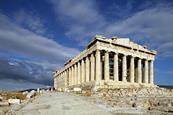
[50,0,173,57]
[13,10,46,34]
[0,13,80,65]
[105,7,173,57]
[50,0,106,42]
[0,11,80,89]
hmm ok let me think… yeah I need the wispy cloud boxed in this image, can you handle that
[106,6,173,57]
[50,0,173,57]
[0,13,80,64]
[50,0,106,44]
[0,12,80,89]
[12,10,46,35]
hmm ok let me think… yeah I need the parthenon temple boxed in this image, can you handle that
[54,35,157,90]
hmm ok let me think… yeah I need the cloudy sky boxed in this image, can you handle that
[0,0,173,90]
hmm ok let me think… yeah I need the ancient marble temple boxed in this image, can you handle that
[54,35,157,90]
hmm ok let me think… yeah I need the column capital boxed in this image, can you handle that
[144,58,149,61]
[130,55,134,58]
[122,53,127,57]
[91,52,94,56]
[138,57,142,60]
[104,50,109,53]
[96,49,100,52]
[114,51,118,55]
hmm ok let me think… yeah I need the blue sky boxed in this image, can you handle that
[0,0,173,90]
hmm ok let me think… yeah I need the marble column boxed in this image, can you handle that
[144,59,148,83]
[150,60,154,84]
[72,66,74,85]
[95,49,101,81]
[114,53,118,81]
[77,61,81,84]
[81,59,85,83]
[74,64,77,85]
[85,56,90,82]
[54,78,57,89]
[64,71,67,87]
[104,51,110,81]
[90,53,95,81]
[130,56,135,83]
[137,58,142,83]
[122,55,127,82]
[69,68,71,86]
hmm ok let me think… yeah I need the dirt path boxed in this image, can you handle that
[13,92,113,115]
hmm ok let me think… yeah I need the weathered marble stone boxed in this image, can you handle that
[73,88,82,92]
[8,99,20,104]
[26,90,36,99]
[53,35,157,91]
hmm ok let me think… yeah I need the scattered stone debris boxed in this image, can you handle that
[8,99,21,104]
[37,88,40,93]
[92,87,173,114]
[73,87,82,92]
[0,101,9,106]
[26,90,36,99]
[22,91,28,95]
[0,96,3,101]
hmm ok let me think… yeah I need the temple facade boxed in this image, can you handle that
[54,35,157,90]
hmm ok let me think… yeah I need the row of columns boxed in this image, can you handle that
[66,49,101,86]
[55,49,154,88]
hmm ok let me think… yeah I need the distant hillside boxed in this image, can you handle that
[158,85,173,89]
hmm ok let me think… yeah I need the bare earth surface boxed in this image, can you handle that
[10,92,113,115]
[4,88,173,115]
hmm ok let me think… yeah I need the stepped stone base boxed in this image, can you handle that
[57,80,157,92]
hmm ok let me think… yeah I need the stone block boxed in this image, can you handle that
[0,101,9,106]
[8,99,20,104]
[26,90,36,99]
[22,91,28,95]
[64,88,70,92]
[73,87,82,92]
[37,88,40,93]
[0,96,3,101]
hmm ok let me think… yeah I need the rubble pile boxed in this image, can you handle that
[93,87,173,114]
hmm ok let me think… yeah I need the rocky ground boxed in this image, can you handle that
[1,87,173,115]
[6,92,113,115]
[92,87,173,114]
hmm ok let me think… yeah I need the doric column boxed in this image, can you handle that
[70,67,72,86]
[104,51,110,81]
[114,53,118,81]
[54,78,56,89]
[64,71,67,87]
[85,56,90,82]
[150,60,154,84]
[90,53,95,81]
[69,68,71,86]
[122,55,127,82]
[130,56,135,83]
[81,59,85,83]
[74,64,77,85]
[77,61,81,84]
[144,59,148,83]
[72,65,75,85]
[66,70,69,86]
[137,58,142,83]
[71,66,74,85]
[95,49,101,81]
